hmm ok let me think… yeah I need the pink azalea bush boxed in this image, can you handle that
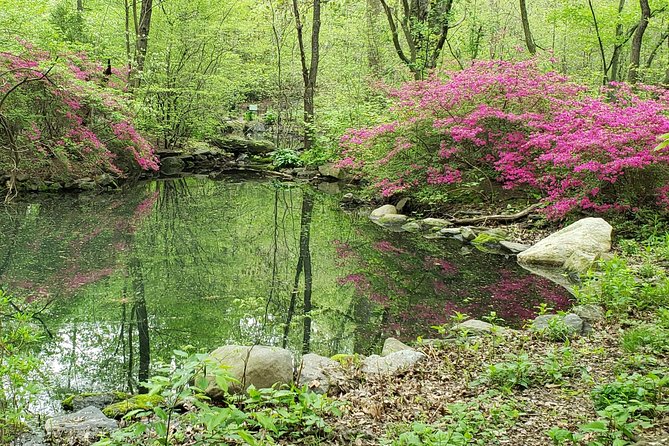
[0,41,158,183]
[339,60,669,218]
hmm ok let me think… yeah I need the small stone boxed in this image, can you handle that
[499,241,531,253]
[532,313,584,337]
[370,204,397,218]
[342,192,355,202]
[440,228,462,236]
[378,214,408,225]
[381,337,413,356]
[421,218,450,228]
[452,319,506,335]
[460,227,476,241]
[401,221,422,233]
[571,304,605,322]
[362,350,426,375]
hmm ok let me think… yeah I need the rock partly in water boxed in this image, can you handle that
[45,406,117,446]
[206,345,294,397]
[532,313,585,337]
[499,241,531,254]
[297,353,346,395]
[381,337,414,356]
[362,350,426,375]
[370,204,397,218]
[160,156,186,175]
[517,217,612,273]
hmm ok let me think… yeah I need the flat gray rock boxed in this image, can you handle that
[45,406,117,446]
[499,240,531,253]
[362,350,426,375]
[452,319,506,334]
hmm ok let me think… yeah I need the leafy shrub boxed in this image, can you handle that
[480,353,534,391]
[339,60,669,218]
[0,290,43,443]
[0,41,158,187]
[591,372,668,413]
[622,324,669,354]
[270,147,302,168]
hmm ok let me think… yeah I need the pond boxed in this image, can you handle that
[0,176,570,410]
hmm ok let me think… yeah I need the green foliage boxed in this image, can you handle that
[478,348,584,392]
[575,251,669,315]
[0,290,43,443]
[550,371,669,445]
[622,324,669,355]
[384,397,519,446]
[95,351,342,445]
[271,147,303,168]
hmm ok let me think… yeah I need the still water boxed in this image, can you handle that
[0,176,569,407]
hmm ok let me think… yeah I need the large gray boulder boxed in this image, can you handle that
[45,406,117,446]
[297,353,346,395]
[517,218,612,273]
[362,350,426,375]
[206,345,294,397]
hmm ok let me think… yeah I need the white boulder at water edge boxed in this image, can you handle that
[517,217,613,273]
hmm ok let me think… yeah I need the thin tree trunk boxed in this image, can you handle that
[292,0,321,152]
[76,0,83,12]
[588,0,609,85]
[519,0,537,55]
[628,0,651,83]
[608,0,626,81]
[133,0,153,88]
[299,195,313,353]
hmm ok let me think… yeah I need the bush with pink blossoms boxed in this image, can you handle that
[339,60,669,218]
[0,41,158,187]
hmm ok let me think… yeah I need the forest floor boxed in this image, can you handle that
[320,313,669,445]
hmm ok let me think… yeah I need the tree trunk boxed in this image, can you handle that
[366,0,383,76]
[133,0,153,88]
[76,0,83,11]
[609,2,625,81]
[292,0,321,152]
[519,0,537,55]
[299,194,313,354]
[628,0,651,83]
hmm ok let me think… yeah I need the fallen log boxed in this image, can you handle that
[451,203,541,225]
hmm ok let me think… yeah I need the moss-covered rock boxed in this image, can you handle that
[62,391,130,412]
[102,394,164,419]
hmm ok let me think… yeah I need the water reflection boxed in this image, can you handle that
[0,177,570,406]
